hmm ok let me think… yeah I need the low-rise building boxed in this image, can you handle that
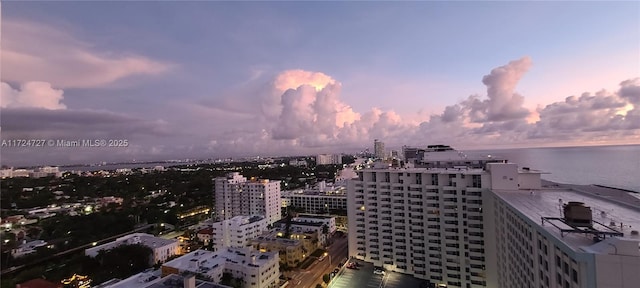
[86,233,179,264]
[196,227,214,245]
[282,182,347,214]
[293,214,336,234]
[249,229,319,267]
[273,217,330,246]
[162,248,279,288]
[249,233,306,268]
[95,272,231,288]
[211,215,268,251]
[11,240,48,258]
[16,278,62,288]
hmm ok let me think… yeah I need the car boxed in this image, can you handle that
[346,265,358,270]
[333,268,340,274]
[318,255,326,261]
[374,270,385,275]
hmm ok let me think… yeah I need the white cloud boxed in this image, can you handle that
[1,82,66,110]
[1,19,170,88]
[200,60,640,155]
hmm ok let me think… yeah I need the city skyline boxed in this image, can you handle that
[1,1,639,166]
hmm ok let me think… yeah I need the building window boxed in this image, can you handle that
[471,175,482,188]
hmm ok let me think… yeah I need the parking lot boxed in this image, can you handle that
[328,260,430,288]
[328,261,383,288]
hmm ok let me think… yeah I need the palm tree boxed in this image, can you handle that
[322,224,329,246]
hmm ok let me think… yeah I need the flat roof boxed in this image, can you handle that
[133,234,177,249]
[358,167,486,173]
[297,214,334,219]
[163,248,277,273]
[494,186,640,252]
[223,215,266,226]
[146,274,229,288]
[252,231,301,246]
[95,269,161,288]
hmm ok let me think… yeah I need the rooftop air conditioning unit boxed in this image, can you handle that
[563,202,592,227]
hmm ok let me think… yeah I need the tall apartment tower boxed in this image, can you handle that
[347,148,640,288]
[374,139,385,159]
[348,161,492,287]
[214,172,282,225]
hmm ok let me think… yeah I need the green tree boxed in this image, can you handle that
[316,284,324,288]
[323,273,331,284]
[90,244,153,284]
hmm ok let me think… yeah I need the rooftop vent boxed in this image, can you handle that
[631,230,639,238]
[563,202,592,227]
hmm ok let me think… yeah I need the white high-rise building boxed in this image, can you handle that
[214,172,282,225]
[374,139,385,159]
[347,148,640,288]
[348,163,492,287]
[316,154,342,165]
[211,215,268,251]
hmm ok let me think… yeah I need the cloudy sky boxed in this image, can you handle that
[1,1,639,166]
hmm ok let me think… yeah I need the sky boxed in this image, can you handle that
[1,1,639,166]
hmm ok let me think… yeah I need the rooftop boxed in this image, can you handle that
[358,166,486,173]
[251,231,302,246]
[122,234,177,249]
[146,274,229,288]
[297,214,334,219]
[93,269,161,288]
[494,185,640,252]
[163,248,277,273]
[95,271,230,288]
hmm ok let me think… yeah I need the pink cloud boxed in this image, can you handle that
[1,81,66,110]
[1,19,171,88]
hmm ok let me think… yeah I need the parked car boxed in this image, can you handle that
[333,268,340,274]
[374,270,385,275]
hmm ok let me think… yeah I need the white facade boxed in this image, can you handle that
[85,233,179,264]
[211,215,268,251]
[349,155,640,288]
[162,248,279,288]
[291,214,336,246]
[316,154,342,165]
[286,194,347,214]
[486,184,640,288]
[293,214,336,234]
[348,166,492,287]
[214,173,282,225]
[282,183,347,213]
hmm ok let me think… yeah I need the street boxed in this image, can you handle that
[289,234,349,288]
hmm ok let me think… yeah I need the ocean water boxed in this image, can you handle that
[469,145,640,192]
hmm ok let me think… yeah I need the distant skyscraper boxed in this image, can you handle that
[374,139,385,159]
[214,172,281,225]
